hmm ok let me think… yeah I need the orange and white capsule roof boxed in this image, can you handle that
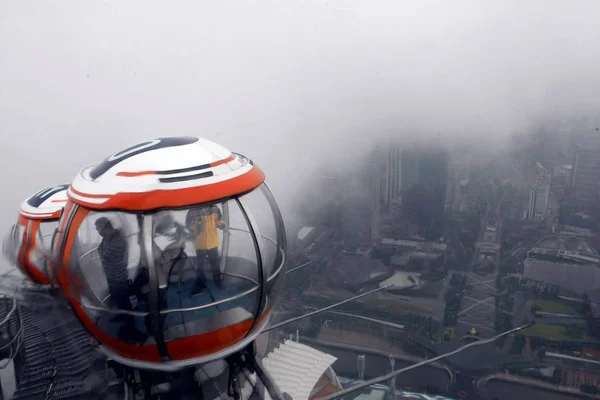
[20,185,69,220]
[67,136,265,211]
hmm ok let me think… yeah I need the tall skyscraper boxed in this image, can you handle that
[372,176,381,242]
[400,147,448,241]
[572,148,600,203]
[418,149,449,239]
[527,174,551,221]
[383,146,402,207]
[378,144,449,240]
[400,149,420,192]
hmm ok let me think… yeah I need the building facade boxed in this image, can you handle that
[523,236,600,295]
[372,176,381,242]
[572,149,600,203]
[524,258,600,295]
[383,146,402,207]
[527,174,551,221]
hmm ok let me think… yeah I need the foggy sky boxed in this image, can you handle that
[2,0,600,231]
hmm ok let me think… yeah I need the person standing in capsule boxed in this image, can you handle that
[187,204,227,294]
[95,217,145,343]
[95,217,131,310]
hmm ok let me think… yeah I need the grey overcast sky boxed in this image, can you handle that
[1,0,600,230]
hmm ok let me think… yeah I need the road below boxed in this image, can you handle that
[479,378,597,400]
[300,336,590,400]
[306,340,453,393]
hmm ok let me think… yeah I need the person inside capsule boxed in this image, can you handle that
[75,199,279,348]
[61,144,284,354]
[94,217,146,343]
[186,204,229,295]
[127,199,265,343]
[95,217,130,310]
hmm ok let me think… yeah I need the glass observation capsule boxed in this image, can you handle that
[3,184,69,285]
[53,136,286,370]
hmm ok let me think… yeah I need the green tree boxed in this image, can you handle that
[580,384,598,394]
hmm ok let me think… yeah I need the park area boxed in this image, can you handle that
[533,299,581,316]
[524,323,596,342]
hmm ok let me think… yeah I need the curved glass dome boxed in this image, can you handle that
[3,218,61,285]
[54,183,286,370]
[4,185,68,285]
[2,222,25,271]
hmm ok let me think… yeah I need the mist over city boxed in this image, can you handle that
[2,1,600,222]
[2,1,600,399]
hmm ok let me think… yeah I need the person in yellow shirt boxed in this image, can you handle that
[187,204,227,294]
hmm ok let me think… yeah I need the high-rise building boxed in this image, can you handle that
[400,147,448,241]
[527,174,551,221]
[400,149,420,192]
[382,146,402,207]
[417,149,448,240]
[372,176,381,242]
[572,148,600,203]
[524,235,600,295]
[378,144,449,240]
[445,160,469,213]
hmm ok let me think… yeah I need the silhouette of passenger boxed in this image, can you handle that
[186,205,227,295]
[95,217,146,343]
[95,217,131,311]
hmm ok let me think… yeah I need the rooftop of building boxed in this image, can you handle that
[528,235,600,261]
[262,339,340,400]
[379,271,422,291]
[326,254,390,290]
[531,174,551,189]
[298,226,316,241]
[380,238,447,252]
[337,377,456,400]
[587,288,600,319]
[391,252,441,267]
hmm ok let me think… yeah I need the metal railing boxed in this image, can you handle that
[75,226,285,318]
[0,294,24,369]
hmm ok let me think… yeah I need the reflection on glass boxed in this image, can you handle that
[238,185,279,279]
[3,223,25,266]
[37,220,58,253]
[237,183,286,315]
[60,182,284,355]
[71,211,148,345]
[152,200,260,342]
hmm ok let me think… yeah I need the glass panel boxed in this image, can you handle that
[2,223,25,267]
[153,199,260,342]
[53,200,74,255]
[27,245,50,279]
[238,183,286,281]
[14,223,26,255]
[37,220,58,253]
[70,210,150,345]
